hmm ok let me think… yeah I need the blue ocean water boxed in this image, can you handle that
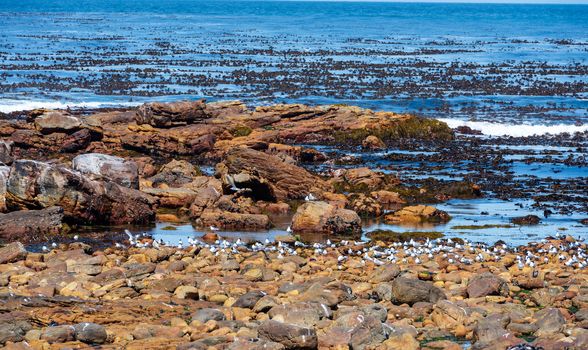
[0,0,587,133]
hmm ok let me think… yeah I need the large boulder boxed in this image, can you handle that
[34,110,82,134]
[390,277,446,305]
[136,100,209,127]
[0,207,64,242]
[73,153,139,189]
[221,147,329,201]
[291,201,361,235]
[385,205,450,224]
[6,160,155,225]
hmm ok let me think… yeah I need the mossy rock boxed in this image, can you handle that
[231,125,253,137]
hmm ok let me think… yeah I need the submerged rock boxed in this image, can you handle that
[511,215,541,225]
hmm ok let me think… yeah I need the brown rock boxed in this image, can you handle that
[0,242,27,264]
[72,153,139,189]
[197,210,270,230]
[291,201,361,235]
[385,205,451,224]
[467,273,509,298]
[390,277,446,305]
[136,100,209,127]
[34,111,81,133]
[361,135,386,150]
[258,320,317,349]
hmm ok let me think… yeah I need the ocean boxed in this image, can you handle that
[0,0,587,136]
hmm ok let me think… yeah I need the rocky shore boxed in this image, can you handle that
[1,236,588,349]
[0,101,587,349]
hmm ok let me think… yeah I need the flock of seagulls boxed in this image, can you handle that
[37,227,587,272]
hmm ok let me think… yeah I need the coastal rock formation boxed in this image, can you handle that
[72,153,139,189]
[221,147,329,201]
[291,201,361,235]
[5,160,155,225]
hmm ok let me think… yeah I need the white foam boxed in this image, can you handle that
[0,99,141,113]
[439,118,588,137]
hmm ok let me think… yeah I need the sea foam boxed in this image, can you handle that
[0,99,141,114]
[439,118,588,137]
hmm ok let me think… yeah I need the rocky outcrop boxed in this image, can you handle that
[0,206,64,241]
[221,147,330,201]
[73,153,139,189]
[34,110,82,134]
[291,201,361,235]
[6,160,155,225]
[384,205,451,224]
[136,100,209,128]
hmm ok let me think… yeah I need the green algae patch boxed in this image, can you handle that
[367,229,444,242]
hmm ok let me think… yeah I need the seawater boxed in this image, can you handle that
[0,0,587,135]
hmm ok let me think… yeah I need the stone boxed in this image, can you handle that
[534,308,566,337]
[291,201,361,235]
[467,272,509,298]
[40,325,75,343]
[361,135,385,150]
[0,242,28,264]
[233,290,267,309]
[73,153,139,189]
[0,321,32,345]
[34,111,81,133]
[371,264,401,283]
[0,141,12,165]
[0,207,64,242]
[191,308,226,323]
[6,160,155,225]
[385,205,451,224]
[136,100,209,127]
[342,167,386,191]
[196,210,271,230]
[174,286,199,300]
[511,215,541,225]
[221,147,329,201]
[258,320,318,350]
[73,322,107,344]
[150,159,201,187]
[390,277,446,305]
[0,165,8,212]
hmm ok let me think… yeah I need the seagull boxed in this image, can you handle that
[304,193,317,201]
[51,242,57,248]
[41,246,48,252]
[210,226,220,232]
[73,235,79,241]
[286,226,293,233]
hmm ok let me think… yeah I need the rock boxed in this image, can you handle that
[534,308,566,337]
[136,100,209,127]
[0,165,8,212]
[390,277,446,305]
[291,201,361,235]
[40,325,75,343]
[382,330,419,350]
[60,128,92,152]
[196,210,270,230]
[221,147,329,201]
[455,125,483,135]
[473,313,512,344]
[73,153,139,189]
[223,171,276,201]
[371,190,405,205]
[150,160,201,187]
[511,215,541,225]
[371,264,401,283]
[0,141,12,164]
[174,286,199,300]
[0,242,27,264]
[34,111,81,133]
[191,308,226,323]
[467,272,509,298]
[142,187,197,208]
[233,290,267,309]
[73,323,107,344]
[361,135,385,150]
[0,321,31,345]
[6,160,155,225]
[385,205,451,224]
[0,207,64,242]
[349,193,382,216]
[342,167,387,191]
[258,320,318,350]
[580,218,588,225]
